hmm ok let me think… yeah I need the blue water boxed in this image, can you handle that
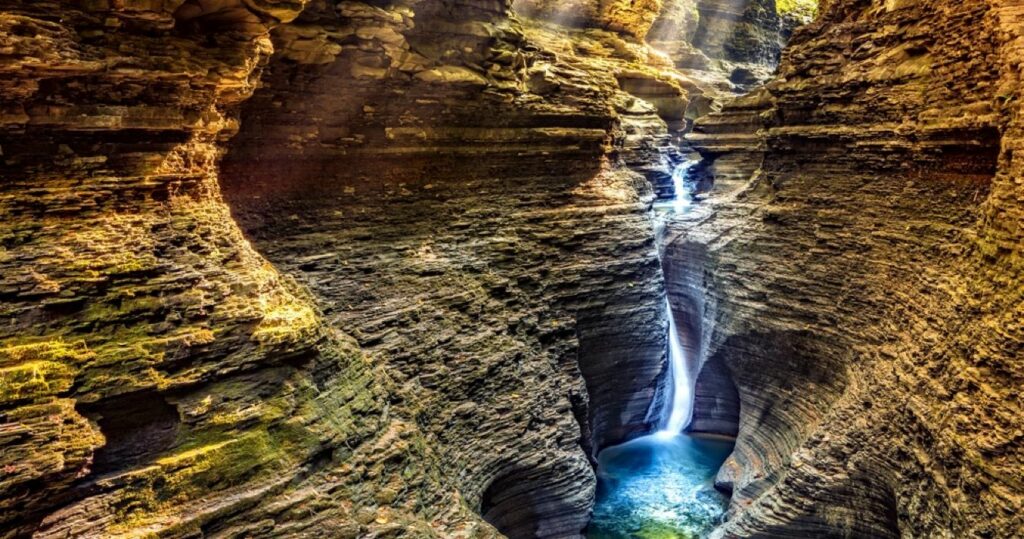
[587,433,734,539]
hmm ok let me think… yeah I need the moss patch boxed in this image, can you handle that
[776,0,818,19]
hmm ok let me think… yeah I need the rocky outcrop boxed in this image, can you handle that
[512,0,664,39]
[674,0,1024,536]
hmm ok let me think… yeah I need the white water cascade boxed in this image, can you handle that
[659,299,691,436]
[655,159,696,436]
[653,159,696,214]
[670,160,694,212]
[589,159,733,538]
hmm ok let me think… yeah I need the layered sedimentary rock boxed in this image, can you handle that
[692,0,785,65]
[0,1,493,537]
[512,0,664,39]
[1,0,716,537]
[675,0,1024,536]
[648,0,816,88]
[6,0,1022,538]
[221,1,699,535]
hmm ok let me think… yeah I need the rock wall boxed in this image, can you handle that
[512,0,664,39]
[649,0,815,87]
[220,1,703,535]
[0,1,492,537]
[6,0,1022,538]
[1,0,715,537]
[677,0,1024,536]
[0,2,475,536]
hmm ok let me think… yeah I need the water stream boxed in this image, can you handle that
[587,162,734,538]
[662,299,692,435]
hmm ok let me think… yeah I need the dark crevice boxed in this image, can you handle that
[172,0,266,37]
[480,459,593,539]
[77,391,181,477]
[481,470,540,537]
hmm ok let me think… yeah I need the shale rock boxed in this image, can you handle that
[0,0,726,537]
[220,1,703,535]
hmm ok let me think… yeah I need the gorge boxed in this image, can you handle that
[1,1,1022,538]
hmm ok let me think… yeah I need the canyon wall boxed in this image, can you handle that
[677,0,1024,536]
[220,1,678,536]
[649,0,816,87]
[7,0,1020,538]
[0,1,503,537]
[0,0,701,537]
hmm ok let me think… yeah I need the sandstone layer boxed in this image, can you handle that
[220,2,698,535]
[649,0,816,90]
[5,0,1020,538]
[0,1,492,537]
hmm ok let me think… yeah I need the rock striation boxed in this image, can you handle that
[649,0,816,90]
[675,0,1024,536]
[0,1,492,537]
[221,1,698,535]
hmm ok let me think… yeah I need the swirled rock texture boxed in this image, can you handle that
[674,0,1024,537]
[7,0,1022,539]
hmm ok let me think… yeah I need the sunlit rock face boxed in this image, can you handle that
[2,0,705,536]
[648,0,817,86]
[0,0,456,536]
[512,0,664,38]
[3,0,1023,538]
[677,0,1024,536]
[0,1,491,537]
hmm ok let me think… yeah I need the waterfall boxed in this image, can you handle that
[659,299,691,435]
[670,160,693,212]
[655,160,696,436]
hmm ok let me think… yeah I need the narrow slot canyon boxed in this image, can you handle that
[1,1,1022,539]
